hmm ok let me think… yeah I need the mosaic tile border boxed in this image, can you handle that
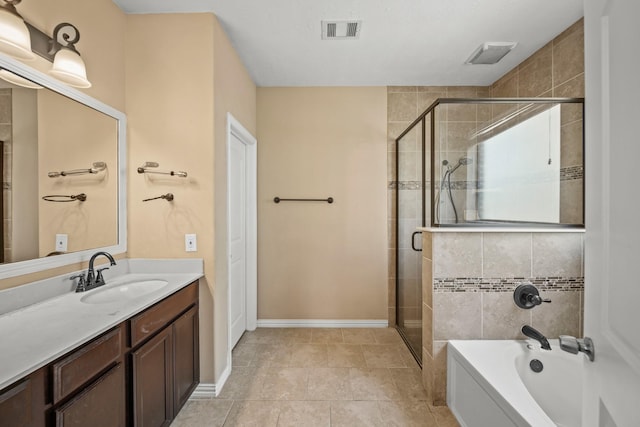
[561,165,584,181]
[434,277,584,292]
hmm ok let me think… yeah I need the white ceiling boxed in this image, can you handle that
[113,0,584,87]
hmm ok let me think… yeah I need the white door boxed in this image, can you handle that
[584,1,640,425]
[229,132,247,348]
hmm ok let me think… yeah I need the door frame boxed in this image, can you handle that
[226,113,257,364]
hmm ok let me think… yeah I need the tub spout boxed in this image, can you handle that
[522,325,551,350]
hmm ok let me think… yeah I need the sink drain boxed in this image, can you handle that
[530,359,544,373]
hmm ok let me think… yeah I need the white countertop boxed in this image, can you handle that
[0,259,203,391]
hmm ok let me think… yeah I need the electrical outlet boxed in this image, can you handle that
[185,234,197,252]
[55,234,68,252]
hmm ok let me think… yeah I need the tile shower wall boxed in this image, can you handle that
[388,86,488,326]
[490,19,585,224]
[422,231,584,405]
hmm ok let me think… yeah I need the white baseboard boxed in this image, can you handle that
[256,319,389,328]
[190,383,216,399]
[190,362,232,399]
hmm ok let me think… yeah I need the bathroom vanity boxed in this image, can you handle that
[0,259,203,427]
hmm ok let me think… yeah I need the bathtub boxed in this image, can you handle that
[447,340,583,427]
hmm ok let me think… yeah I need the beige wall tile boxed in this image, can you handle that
[482,292,533,339]
[434,292,482,340]
[446,122,477,152]
[555,74,585,98]
[422,258,433,308]
[553,26,585,86]
[560,179,584,224]
[423,303,433,357]
[432,341,448,406]
[561,120,584,167]
[422,232,433,260]
[388,122,414,151]
[518,43,553,97]
[531,291,581,338]
[447,104,477,122]
[433,233,482,277]
[418,91,447,113]
[491,68,518,97]
[532,233,583,277]
[483,233,532,277]
[388,86,418,93]
[422,348,434,402]
[388,92,418,121]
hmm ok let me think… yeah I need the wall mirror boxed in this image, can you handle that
[0,54,126,279]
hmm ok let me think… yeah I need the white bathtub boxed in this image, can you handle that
[447,340,583,427]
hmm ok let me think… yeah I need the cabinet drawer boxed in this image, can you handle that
[0,378,31,426]
[52,325,123,403]
[130,282,197,348]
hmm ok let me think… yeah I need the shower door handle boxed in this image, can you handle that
[411,231,422,252]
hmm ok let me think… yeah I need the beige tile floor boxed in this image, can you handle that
[172,328,460,427]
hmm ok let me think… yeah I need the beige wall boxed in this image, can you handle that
[212,16,257,380]
[126,13,257,384]
[257,87,387,320]
[0,0,126,290]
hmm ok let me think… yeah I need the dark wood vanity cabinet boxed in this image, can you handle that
[0,280,199,427]
[130,282,199,427]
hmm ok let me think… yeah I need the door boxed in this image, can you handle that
[173,305,199,412]
[584,1,640,426]
[229,132,247,348]
[395,118,426,365]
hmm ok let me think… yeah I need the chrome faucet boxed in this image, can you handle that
[522,325,551,350]
[559,335,595,362]
[72,251,116,292]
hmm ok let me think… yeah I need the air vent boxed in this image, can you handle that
[322,20,361,40]
[465,42,517,65]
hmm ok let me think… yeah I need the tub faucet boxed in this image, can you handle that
[84,251,116,291]
[522,325,551,350]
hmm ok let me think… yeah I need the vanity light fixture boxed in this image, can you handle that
[0,68,42,88]
[0,0,91,88]
[0,0,35,60]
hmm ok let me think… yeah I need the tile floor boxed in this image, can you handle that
[172,328,460,426]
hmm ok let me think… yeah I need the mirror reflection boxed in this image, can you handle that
[0,77,118,264]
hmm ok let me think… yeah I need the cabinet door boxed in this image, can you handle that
[55,363,125,427]
[173,305,199,412]
[0,379,32,427]
[132,326,173,427]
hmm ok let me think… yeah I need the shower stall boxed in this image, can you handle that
[394,97,585,364]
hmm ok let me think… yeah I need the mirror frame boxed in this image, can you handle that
[0,53,127,279]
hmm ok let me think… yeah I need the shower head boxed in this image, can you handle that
[449,157,473,174]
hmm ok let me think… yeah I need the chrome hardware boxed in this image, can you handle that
[559,335,595,362]
[514,283,551,309]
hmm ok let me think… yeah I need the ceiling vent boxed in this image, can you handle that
[465,42,517,65]
[321,20,361,40]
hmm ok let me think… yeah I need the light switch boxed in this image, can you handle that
[185,234,197,252]
[55,234,68,252]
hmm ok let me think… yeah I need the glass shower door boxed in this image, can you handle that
[395,118,426,365]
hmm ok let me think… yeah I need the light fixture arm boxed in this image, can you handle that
[50,22,81,55]
[0,0,23,17]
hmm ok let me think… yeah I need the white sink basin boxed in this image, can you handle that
[80,280,169,304]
